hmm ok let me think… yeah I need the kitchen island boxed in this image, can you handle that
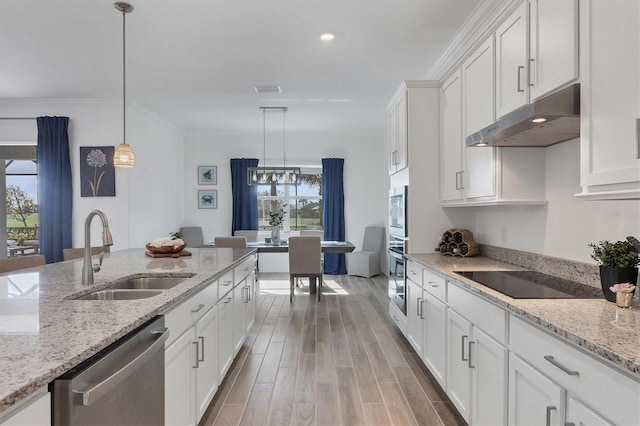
[0,247,255,415]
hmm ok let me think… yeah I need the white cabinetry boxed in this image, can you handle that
[509,315,638,426]
[441,71,464,202]
[194,305,219,421]
[165,328,195,426]
[0,388,50,426]
[529,0,579,101]
[446,309,472,422]
[462,37,496,200]
[218,282,234,382]
[388,89,408,174]
[566,396,613,426]
[578,0,640,199]
[508,353,565,426]
[421,291,447,388]
[405,275,424,355]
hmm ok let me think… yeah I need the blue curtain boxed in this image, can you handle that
[322,158,346,274]
[230,158,259,234]
[37,117,72,263]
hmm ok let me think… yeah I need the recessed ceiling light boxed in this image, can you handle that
[531,117,547,123]
[320,32,335,42]
[254,85,281,93]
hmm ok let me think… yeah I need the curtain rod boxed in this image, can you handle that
[0,117,37,120]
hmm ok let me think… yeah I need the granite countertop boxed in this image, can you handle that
[0,247,256,413]
[407,253,640,378]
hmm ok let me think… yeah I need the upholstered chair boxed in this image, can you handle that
[63,246,110,261]
[234,230,259,243]
[214,236,247,249]
[179,226,205,248]
[346,226,385,277]
[0,255,46,273]
[288,236,323,302]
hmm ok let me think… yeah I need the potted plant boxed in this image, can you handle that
[589,240,639,302]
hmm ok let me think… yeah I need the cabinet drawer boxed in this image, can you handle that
[423,269,446,302]
[218,269,234,300]
[406,260,423,285]
[235,255,256,283]
[389,301,407,336]
[510,315,640,426]
[164,281,217,346]
[447,283,507,344]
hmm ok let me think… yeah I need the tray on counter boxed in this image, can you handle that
[145,249,192,258]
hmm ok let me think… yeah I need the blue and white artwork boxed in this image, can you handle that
[198,165,217,185]
[198,190,217,209]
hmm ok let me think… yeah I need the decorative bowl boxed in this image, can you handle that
[145,243,186,254]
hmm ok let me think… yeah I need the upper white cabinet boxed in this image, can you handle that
[441,70,464,202]
[495,2,528,118]
[578,0,640,199]
[529,0,579,101]
[462,37,497,200]
[496,0,579,118]
[388,88,408,174]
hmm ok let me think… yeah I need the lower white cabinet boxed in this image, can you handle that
[0,388,50,426]
[233,280,246,355]
[566,395,613,426]
[245,271,256,335]
[218,289,234,382]
[446,309,473,422]
[422,291,447,388]
[508,353,565,426]
[406,278,425,354]
[194,305,219,422]
[165,329,195,426]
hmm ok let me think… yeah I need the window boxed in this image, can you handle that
[257,168,322,232]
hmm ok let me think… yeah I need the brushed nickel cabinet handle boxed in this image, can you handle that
[545,406,556,426]
[461,335,468,361]
[544,355,579,376]
[416,297,422,317]
[198,336,205,362]
[636,118,639,159]
[528,58,535,87]
[468,340,476,368]
[420,299,425,320]
[192,341,200,368]
[191,303,205,313]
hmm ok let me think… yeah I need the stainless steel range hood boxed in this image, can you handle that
[466,84,580,147]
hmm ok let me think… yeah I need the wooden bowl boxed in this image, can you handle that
[145,243,186,254]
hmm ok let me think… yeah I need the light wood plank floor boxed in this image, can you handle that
[200,273,465,426]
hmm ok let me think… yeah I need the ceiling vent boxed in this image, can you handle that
[254,85,281,93]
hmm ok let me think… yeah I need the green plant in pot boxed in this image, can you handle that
[589,240,639,302]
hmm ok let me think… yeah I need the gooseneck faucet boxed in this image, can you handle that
[83,210,114,285]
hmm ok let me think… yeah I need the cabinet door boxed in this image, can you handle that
[195,305,219,423]
[471,327,508,426]
[566,395,613,426]
[395,91,408,172]
[441,70,464,201]
[388,104,398,174]
[405,278,424,355]
[496,1,528,118]
[422,292,446,388]
[245,272,256,335]
[233,281,246,355]
[509,353,565,426]
[462,37,496,200]
[218,293,234,382]
[165,329,194,426]
[579,0,640,195]
[446,309,472,423]
[529,0,578,100]
[0,390,50,426]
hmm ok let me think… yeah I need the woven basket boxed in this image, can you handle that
[145,243,186,254]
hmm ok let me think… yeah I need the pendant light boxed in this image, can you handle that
[247,107,300,186]
[113,2,135,168]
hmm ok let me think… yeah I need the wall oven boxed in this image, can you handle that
[388,235,406,315]
[389,186,407,238]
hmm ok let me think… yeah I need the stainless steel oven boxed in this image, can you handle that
[388,235,406,315]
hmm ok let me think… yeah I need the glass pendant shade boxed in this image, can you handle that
[114,143,135,167]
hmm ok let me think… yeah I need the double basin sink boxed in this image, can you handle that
[73,276,191,300]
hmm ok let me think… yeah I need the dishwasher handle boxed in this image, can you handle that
[74,327,169,406]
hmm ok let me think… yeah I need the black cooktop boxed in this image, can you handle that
[454,270,602,299]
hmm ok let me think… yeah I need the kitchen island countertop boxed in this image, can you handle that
[0,247,255,413]
[406,253,640,378]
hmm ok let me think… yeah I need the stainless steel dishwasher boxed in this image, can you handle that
[51,316,168,425]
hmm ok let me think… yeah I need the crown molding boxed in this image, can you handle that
[425,0,523,81]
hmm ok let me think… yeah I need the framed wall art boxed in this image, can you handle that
[198,190,217,209]
[198,165,217,185]
[80,146,116,197]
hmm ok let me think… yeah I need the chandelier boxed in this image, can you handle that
[113,2,135,168]
[247,107,301,186]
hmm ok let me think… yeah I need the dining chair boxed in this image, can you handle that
[63,246,111,261]
[0,255,46,274]
[214,236,247,249]
[234,230,259,243]
[288,236,323,302]
[179,226,205,248]
[300,230,324,239]
[346,226,384,277]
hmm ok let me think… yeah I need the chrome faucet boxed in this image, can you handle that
[83,210,114,285]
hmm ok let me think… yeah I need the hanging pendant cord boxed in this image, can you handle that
[122,8,127,146]
[262,108,267,165]
[282,110,286,168]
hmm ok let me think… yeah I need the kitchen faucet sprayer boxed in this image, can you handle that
[83,210,114,285]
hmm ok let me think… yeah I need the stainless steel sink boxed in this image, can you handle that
[109,276,189,290]
[74,289,164,300]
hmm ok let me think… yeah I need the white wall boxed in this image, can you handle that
[183,129,387,270]
[0,99,184,251]
[474,139,640,263]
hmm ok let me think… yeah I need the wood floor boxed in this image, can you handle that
[199,273,465,426]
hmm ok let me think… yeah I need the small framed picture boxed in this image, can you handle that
[198,165,217,185]
[198,190,217,209]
